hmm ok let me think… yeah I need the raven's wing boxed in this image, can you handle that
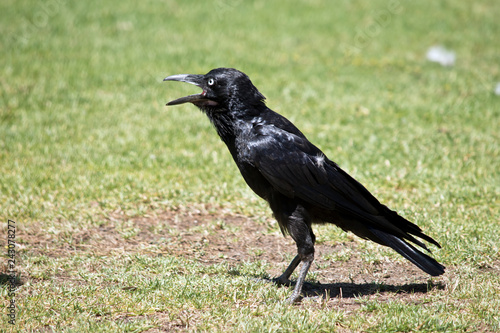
[246,125,440,249]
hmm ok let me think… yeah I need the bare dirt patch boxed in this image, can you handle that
[21,207,448,310]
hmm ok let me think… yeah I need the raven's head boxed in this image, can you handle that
[164,68,266,111]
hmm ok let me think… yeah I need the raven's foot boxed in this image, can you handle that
[285,291,302,304]
[272,275,292,286]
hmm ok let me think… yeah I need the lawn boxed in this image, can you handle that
[1,0,499,331]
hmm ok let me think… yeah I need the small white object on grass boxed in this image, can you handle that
[494,83,500,95]
[426,45,456,66]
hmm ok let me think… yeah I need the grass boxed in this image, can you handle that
[1,0,500,331]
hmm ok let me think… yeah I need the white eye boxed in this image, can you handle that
[207,78,215,86]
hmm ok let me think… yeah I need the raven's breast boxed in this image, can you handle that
[236,162,273,200]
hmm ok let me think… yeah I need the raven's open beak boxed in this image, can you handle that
[163,74,208,106]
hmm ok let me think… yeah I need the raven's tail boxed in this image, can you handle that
[369,228,445,276]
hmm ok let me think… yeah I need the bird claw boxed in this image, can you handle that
[272,276,293,286]
[285,292,302,304]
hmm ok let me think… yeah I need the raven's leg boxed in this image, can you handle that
[285,240,314,303]
[272,202,316,303]
[287,252,314,304]
[274,255,301,285]
[268,196,316,303]
[285,205,316,303]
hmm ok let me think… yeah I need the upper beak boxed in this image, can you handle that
[163,74,207,105]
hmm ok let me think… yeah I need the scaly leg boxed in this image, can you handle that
[269,199,316,303]
[285,253,314,304]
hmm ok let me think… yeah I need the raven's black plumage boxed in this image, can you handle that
[164,68,445,303]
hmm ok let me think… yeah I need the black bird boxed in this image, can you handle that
[164,68,445,303]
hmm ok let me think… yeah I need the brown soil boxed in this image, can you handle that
[20,206,447,309]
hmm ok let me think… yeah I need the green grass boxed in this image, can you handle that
[1,0,500,331]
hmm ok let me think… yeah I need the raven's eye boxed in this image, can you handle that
[207,78,215,86]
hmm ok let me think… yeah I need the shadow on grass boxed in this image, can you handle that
[255,276,445,299]
[299,280,445,299]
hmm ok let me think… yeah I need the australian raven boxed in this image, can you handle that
[164,68,444,303]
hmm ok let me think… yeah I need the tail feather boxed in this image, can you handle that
[383,207,442,249]
[369,228,445,276]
